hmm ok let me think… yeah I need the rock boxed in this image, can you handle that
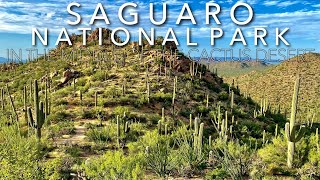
[57,69,82,88]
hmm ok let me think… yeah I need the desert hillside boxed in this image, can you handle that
[225,53,320,120]
[208,60,273,77]
[0,29,319,179]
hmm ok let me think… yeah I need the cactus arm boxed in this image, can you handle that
[293,125,306,142]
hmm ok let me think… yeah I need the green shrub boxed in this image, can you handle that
[256,133,308,175]
[0,126,45,179]
[172,126,206,176]
[91,71,107,82]
[145,135,175,177]
[205,168,228,179]
[86,126,113,143]
[153,91,172,103]
[82,151,144,179]
[209,140,255,180]
[48,121,75,138]
[113,106,129,117]
[218,92,229,101]
[46,111,70,124]
[43,157,75,180]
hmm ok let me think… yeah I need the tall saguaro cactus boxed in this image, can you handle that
[316,128,319,152]
[285,76,306,168]
[27,80,45,140]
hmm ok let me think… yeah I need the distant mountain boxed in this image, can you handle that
[207,60,273,77]
[0,57,7,63]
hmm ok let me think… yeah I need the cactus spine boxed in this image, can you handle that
[285,76,305,168]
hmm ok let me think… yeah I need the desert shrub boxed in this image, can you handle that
[113,106,129,117]
[256,133,308,175]
[145,135,175,178]
[86,126,113,143]
[46,111,70,124]
[132,95,148,108]
[208,140,255,180]
[205,168,228,179]
[124,122,147,142]
[196,105,210,115]
[297,133,320,179]
[48,121,75,138]
[218,92,229,101]
[307,133,320,166]
[91,71,106,81]
[43,157,75,180]
[81,109,96,119]
[0,125,45,179]
[83,68,94,76]
[53,99,69,106]
[54,87,72,99]
[104,86,121,98]
[127,130,160,156]
[76,77,87,86]
[153,91,172,103]
[191,93,204,101]
[64,145,82,157]
[172,126,206,177]
[82,151,144,179]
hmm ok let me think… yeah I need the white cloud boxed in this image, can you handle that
[263,0,301,7]
[312,4,320,8]
[263,1,278,6]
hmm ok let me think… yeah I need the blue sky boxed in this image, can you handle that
[0,0,319,60]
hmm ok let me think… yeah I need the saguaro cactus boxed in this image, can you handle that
[117,115,120,148]
[6,84,18,122]
[27,80,45,140]
[263,130,266,145]
[0,88,4,110]
[162,108,165,121]
[198,123,204,156]
[95,91,98,109]
[158,120,162,135]
[316,128,319,152]
[231,90,234,109]
[24,86,27,122]
[275,124,278,137]
[285,76,306,168]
